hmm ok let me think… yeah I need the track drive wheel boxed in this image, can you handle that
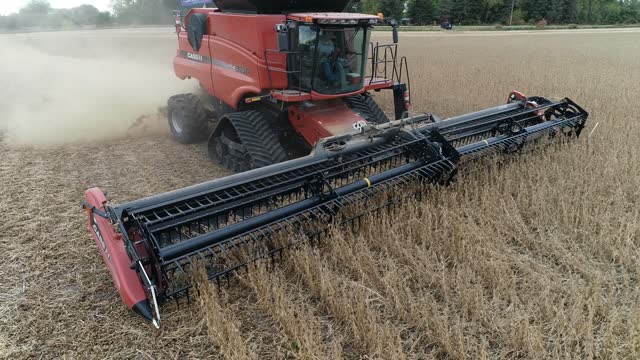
[208,110,289,172]
[344,93,390,124]
[167,94,209,143]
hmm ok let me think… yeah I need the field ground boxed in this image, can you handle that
[375,24,640,32]
[1,28,639,359]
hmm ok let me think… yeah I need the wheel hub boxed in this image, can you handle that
[171,110,184,133]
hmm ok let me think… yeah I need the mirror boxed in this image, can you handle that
[391,21,399,44]
[278,32,289,51]
[275,24,289,52]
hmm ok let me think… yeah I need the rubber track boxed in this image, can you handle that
[225,111,289,169]
[345,94,389,124]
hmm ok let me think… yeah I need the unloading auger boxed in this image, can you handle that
[83,92,587,327]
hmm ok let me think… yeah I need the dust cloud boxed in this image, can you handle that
[0,30,195,145]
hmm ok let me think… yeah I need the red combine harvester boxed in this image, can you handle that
[167,1,412,171]
[83,0,588,327]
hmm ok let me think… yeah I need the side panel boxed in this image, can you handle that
[83,188,147,311]
[208,13,287,108]
[173,11,288,109]
[289,100,366,145]
[173,28,215,96]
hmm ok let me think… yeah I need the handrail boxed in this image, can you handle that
[264,48,305,95]
[368,42,407,87]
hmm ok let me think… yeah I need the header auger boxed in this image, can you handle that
[83,0,589,327]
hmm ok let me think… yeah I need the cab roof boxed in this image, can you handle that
[213,0,354,14]
[287,12,381,21]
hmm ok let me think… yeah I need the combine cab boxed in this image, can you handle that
[82,0,589,327]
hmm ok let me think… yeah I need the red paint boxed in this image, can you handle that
[403,89,410,110]
[271,88,370,102]
[271,90,312,102]
[364,78,394,91]
[84,188,147,311]
[309,88,366,101]
[173,9,287,109]
[507,90,527,103]
[508,90,546,122]
[289,100,366,145]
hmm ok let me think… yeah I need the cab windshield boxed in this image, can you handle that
[290,24,370,95]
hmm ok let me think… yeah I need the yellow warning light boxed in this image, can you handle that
[305,16,313,23]
[377,12,384,19]
[245,96,262,103]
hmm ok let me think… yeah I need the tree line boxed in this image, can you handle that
[357,0,640,25]
[0,0,112,30]
[0,0,176,31]
[1,0,638,32]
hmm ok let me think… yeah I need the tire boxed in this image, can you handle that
[344,93,390,124]
[208,110,289,172]
[167,94,209,144]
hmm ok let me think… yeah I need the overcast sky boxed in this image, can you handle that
[0,1,112,15]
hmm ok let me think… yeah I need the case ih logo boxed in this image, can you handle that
[180,51,249,75]
[187,52,204,62]
[352,120,369,132]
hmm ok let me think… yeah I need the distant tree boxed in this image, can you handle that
[576,0,598,23]
[359,0,381,13]
[45,11,65,28]
[547,0,577,22]
[347,0,364,12]
[6,15,19,30]
[17,0,51,27]
[110,0,135,23]
[1,0,634,31]
[485,0,513,24]
[435,0,453,21]
[111,0,174,25]
[95,11,113,27]
[379,0,405,19]
[460,0,488,24]
[407,0,435,24]
[449,0,466,24]
[19,0,52,15]
[521,0,551,21]
[71,4,100,25]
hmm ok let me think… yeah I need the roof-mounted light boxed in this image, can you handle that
[317,18,361,25]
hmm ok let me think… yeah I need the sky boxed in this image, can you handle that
[0,0,112,15]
